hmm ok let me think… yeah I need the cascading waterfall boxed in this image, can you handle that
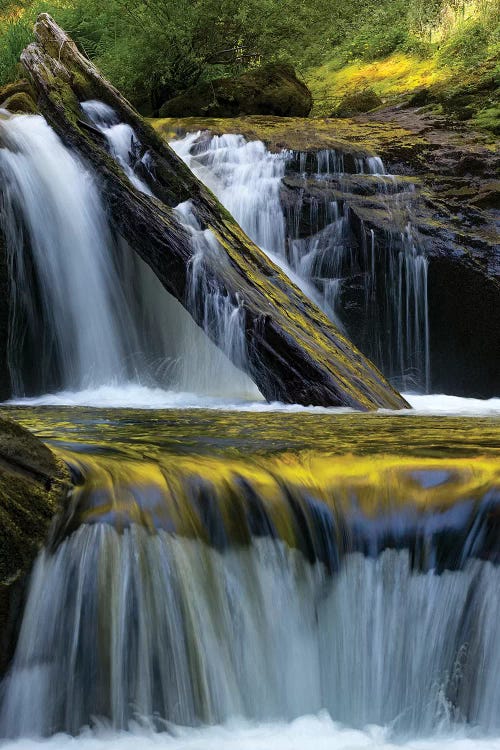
[1,523,499,738]
[0,113,137,392]
[82,100,256,397]
[172,132,430,391]
[0,103,497,749]
[171,133,341,326]
[0,108,257,399]
[1,397,498,741]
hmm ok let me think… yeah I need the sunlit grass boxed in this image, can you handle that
[307,53,452,116]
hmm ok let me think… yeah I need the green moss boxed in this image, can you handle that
[151,114,425,166]
[2,90,37,113]
[306,53,451,116]
[0,416,70,586]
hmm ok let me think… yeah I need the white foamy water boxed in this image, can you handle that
[1,716,500,750]
[403,394,500,416]
[2,525,499,736]
[0,113,134,391]
[171,131,430,392]
[6,387,500,415]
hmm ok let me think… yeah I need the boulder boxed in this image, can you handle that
[0,415,70,673]
[332,89,383,117]
[159,63,313,118]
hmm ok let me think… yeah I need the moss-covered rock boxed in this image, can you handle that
[0,79,38,114]
[332,89,383,117]
[159,63,313,118]
[1,92,38,115]
[405,62,499,135]
[0,415,70,673]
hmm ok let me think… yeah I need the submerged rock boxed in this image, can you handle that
[159,63,313,118]
[0,415,70,673]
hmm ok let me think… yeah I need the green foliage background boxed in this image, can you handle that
[0,0,498,114]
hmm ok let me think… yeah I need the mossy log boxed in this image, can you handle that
[20,14,408,410]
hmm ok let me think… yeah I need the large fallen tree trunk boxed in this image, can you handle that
[20,14,408,410]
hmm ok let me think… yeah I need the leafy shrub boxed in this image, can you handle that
[437,18,490,69]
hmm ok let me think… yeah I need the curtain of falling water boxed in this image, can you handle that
[1,524,499,737]
[0,113,137,392]
[0,110,257,398]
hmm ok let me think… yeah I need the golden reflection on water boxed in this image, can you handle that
[2,407,499,547]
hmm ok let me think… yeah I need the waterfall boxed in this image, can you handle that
[171,133,342,326]
[1,398,498,741]
[0,113,137,392]
[1,523,499,737]
[82,100,256,398]
[0,109,257,399]
[0,106,429,399]
[172,132,430,392]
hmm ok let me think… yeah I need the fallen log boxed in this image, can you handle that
[20,14,408,410]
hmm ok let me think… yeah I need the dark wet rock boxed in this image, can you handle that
[0,230,11,402]
[155,107,499,396]
[159,63,313,118]
[0,415,70,673]
[332,89,382,117]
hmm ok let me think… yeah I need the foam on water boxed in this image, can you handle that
[1,715,500,750]
[6,387,500,415]
[403,394,500,416]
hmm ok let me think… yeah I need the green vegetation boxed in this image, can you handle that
[0,0,498,130]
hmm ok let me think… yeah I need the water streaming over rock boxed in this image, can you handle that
[0,113,135,392]
[0,403,499,740]
[0,107,496,747]
[1,526,499,737]
[0,109,256,398]
[172,132,430,391]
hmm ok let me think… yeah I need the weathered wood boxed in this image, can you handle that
[20,14,409,410]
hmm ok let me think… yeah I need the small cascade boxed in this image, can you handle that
[1,522,499,737]
[82,101,256,397]
[171,133,337,323]
[1,401,499,740]
[173,132,430,391]
[81,100,153,195]
[175,199,251,385]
